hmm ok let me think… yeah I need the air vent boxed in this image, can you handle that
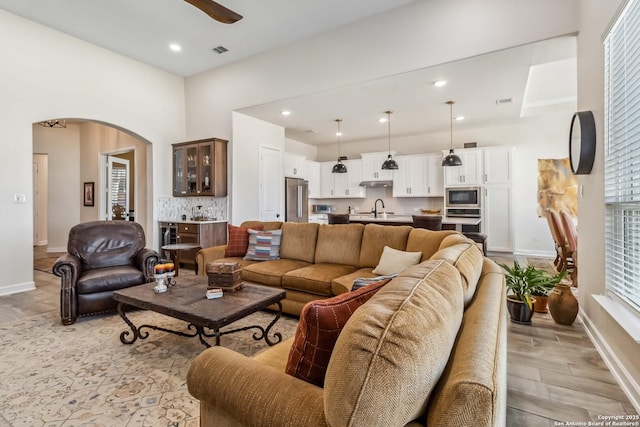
[496,98,513,105]
[212,46,228,54]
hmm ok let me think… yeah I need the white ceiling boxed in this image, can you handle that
[0,0,415,77]
[0,1,576,146]
[239,36,577,145]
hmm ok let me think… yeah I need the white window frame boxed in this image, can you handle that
[603,0,640,331]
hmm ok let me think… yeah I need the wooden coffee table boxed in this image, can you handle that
[112,276,286,347]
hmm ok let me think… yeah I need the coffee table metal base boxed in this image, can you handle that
[116,302,283,347]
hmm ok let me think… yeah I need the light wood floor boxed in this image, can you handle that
[0,247,636,425]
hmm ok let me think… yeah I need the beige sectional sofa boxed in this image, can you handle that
[189,221,507,426]
[196,221,460,315]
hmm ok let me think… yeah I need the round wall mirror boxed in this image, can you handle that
[569,111,596,175]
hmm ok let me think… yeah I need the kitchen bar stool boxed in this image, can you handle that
[412,215,443,231]
[463,232,487,256]
[328,213,350,224]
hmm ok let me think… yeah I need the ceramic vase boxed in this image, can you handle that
[547,283,578,325]
[533,295,549,313]
[506,297,535,325]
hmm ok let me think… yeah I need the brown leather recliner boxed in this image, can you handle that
[53,221,159,325]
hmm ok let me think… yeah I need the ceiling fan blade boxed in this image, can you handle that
[184,0,243,24]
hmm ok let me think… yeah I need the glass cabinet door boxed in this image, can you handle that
[174,146,185,195]
[186,145,198,195]
[199,141,214,195]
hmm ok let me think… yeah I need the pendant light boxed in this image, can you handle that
[332,119,348,173]
[442,100,463,167]
[381,110,399,170]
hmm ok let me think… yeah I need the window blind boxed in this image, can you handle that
[605,0,640,311]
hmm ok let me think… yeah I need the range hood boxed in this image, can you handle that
[359,180,393,188]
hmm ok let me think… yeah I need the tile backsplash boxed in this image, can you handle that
[157,196,227,221]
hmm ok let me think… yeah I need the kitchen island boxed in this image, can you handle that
[348,214,480,232]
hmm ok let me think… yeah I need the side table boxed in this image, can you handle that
[161,243,202,276]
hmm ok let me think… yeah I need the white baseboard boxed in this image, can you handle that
[0,281,36,296]
[46,246,66,253]
[579,308,640,413]
[513,249,556,259]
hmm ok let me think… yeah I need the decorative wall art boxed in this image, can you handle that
[84,182,95,207]
[537,158,577,217]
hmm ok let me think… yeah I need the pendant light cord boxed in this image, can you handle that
[446,100,455,151]
[386,111,392,154]
[336,119,342,158]
[449,101,454,150]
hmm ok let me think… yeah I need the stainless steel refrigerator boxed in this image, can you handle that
[285,177,309,223]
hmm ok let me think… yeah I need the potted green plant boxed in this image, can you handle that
[499,260,566,325]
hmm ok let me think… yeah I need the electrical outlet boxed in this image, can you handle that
[13,194,26,204]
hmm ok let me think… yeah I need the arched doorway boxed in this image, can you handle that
[32,118,153,255]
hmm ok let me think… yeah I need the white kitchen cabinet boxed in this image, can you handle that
[393,154,444,197]
[393,155,428,197]
[308,214,328,224]
[319,160,365,198]
[319,162,335,198]
[443,149,484,186]
[425,153,444,196]
[306,160,320,198]
[483,146,513,184]
[361,152,395,181]
[284,154,307,178]
[483,185,513,252]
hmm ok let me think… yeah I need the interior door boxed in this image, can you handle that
[259,146,282,221]
[107,156,130,220]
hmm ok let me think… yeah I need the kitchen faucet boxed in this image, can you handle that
[373,199,385,218]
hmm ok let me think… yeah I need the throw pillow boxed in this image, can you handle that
[372,246,422,276]
[225,224,264,257]
[351,274,396,291]
[285,277,392,387]
[244,229,282,261]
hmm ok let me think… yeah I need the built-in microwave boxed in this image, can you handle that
[446,187,481,208]
[312,204,332,214]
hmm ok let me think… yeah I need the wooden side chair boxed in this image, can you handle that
[560,211,578,286]
[544,209,564,269]
[548,209,574,274]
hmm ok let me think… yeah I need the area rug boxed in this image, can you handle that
[33,257,58,274]
[0,309,298,426]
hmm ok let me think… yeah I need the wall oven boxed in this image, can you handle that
[446,187,481,208]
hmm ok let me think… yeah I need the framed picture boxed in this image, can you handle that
[84,182,95,207]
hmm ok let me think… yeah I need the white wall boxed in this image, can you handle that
[231,113,285,224]
[577,0,640,409]
[284,138,317,160]
[32,124,81,253]
[79,122,150,235]
[32,154,48,246]
[0,10,185,295]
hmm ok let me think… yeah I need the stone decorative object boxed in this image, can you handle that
[547,283,579,325]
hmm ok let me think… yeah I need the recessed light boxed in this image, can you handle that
[455,116,465,121]
[378,117,387,123]
[335,132,343,136]
[169,43,182,52]
[281,110,291,116]
[433,80,447,87]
